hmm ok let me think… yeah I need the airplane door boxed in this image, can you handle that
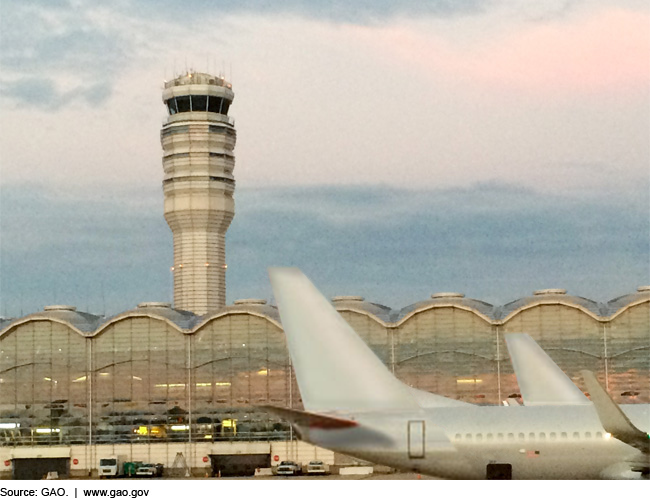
[408,420,425,458]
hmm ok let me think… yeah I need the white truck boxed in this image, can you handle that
[98,456,122,478]
[275,460,302,476]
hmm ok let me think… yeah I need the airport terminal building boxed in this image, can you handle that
[0,286,648,477]
[1,72,648,478]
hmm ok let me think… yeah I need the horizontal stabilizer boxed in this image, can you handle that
[581,370,649,455]
[260,405,358,430]
[505,334,590,406]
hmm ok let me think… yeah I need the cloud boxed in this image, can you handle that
[350,7,650,94]
[1,183,646,316]
[0,1,130,109]
[126,0,488,24]
[1,78,113,110]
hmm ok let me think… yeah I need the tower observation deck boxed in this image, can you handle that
[161,72,236,314]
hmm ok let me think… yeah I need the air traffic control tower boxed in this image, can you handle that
[161,72,236,314]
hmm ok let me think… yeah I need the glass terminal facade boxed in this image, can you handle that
[1,290,648,447]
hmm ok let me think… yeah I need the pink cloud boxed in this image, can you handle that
[349,8,649,94]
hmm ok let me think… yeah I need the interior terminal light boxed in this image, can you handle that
[457,378,483,384]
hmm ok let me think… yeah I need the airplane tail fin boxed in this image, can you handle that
[505,333,590,406]
[269,267,421,413]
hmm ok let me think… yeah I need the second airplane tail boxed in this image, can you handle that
[505,333,590,406]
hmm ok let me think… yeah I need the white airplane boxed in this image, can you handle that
[264,268,649,479]
[505,333,649,479]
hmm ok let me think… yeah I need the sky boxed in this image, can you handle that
[0,0,648,317]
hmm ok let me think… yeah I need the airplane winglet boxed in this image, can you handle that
[581,370,649,454]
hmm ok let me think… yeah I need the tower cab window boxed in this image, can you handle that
[191,95,207,111]
[176,96,190,113]
[166,95,232,115]
[208,97,223,113]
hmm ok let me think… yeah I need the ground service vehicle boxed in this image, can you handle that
[98,456,122,478]
[306,460,329,475]
[136,463,164,477]
[276,461,301,475]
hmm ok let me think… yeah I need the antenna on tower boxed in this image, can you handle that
[101,281,106,317]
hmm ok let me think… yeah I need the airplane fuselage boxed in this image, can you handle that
[301,404,649,479]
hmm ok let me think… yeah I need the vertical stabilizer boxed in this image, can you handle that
[505,334,590,406]
[269,267,420,413]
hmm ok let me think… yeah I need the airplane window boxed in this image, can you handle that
[550,432,557,440]
[596,432,603,439]
[476,433,483,442]
[585,432,592,439]
[561,432,568,439]
[497,433,504,441]
[455,434,462,441]
[529,432,535,440]
[518,433,525,440]
[539,432,546,440]
[465,434,472,441]
[507,433,514,441]
[573,432,580,439]
[487,433,494,441]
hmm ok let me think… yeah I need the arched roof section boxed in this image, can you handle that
[0,317,14,330]
[606,286,650,319]
[331,296,392,324]
[0,305,101,339]
[194,299,282,331]
[96,302,199,336]
[498,290,605,323]
[396,294,495,325]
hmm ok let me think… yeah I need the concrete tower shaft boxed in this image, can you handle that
[161,72,236,314]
